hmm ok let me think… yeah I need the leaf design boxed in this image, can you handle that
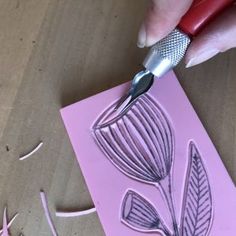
[181,142,213,236]
[121,190,171,236]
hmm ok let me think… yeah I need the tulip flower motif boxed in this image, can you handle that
[92,94,173,183]
[92,94,179,235]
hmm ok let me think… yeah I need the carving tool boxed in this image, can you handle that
[115,0,234,114]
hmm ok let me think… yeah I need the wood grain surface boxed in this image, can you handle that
[0,0,235,235]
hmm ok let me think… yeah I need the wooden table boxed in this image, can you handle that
[0,0,235,235]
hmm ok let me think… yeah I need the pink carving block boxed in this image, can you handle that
[60,71,236,236]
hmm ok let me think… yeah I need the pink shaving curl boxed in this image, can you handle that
[55,207,96,218]
[2,208,8,236]
[0,213,18,235]
[40,191,58,236]
[19,142,43,161]
[0,208,18,236]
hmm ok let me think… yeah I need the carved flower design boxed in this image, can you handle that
[92,94,174,184]
[92,92,213,236]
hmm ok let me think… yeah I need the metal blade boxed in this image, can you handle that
[114,70,154,114]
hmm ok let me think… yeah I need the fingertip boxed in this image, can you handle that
[137,23,146,48]
[185,6,236,67]
[185,28,219,67]
[145,35,160,47]
[137,21,162,48]
[140,0,193,48]
[185,43,220,68]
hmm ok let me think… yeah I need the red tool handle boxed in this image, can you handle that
[178,0,234,36]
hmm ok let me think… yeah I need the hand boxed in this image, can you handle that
[137,0,236,67]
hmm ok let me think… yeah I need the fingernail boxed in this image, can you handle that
[186,49,219,68]
[137,24,146,48]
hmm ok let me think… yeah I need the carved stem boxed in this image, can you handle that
[156,176,179,236]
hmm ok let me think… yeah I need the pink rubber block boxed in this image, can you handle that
[60,71,236,236]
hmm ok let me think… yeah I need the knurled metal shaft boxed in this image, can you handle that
[143,29,191,77]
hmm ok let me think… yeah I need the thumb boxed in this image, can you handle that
[186,6,236,68]
[138,0,193,48]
